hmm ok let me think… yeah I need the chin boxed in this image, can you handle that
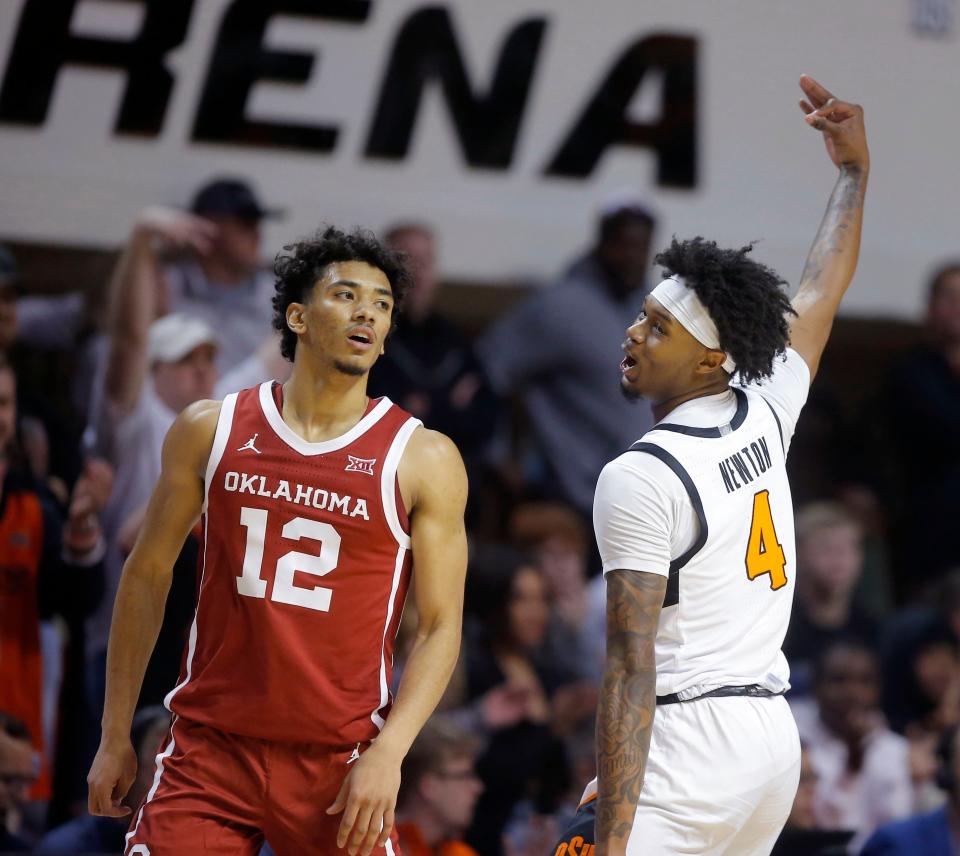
[619,377,645,402]
[332,358,369,377]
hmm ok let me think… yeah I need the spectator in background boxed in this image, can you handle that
[158,177,281,373]
[457,546,575,856]
[881,571,960,735]
[0,714,35,852]
[396,717,483,856]
[0,353,109,805]
[791,641,912,848]
[36,706,170,853]
[884,262,960,596]
[784,502,878,696]
[859,724,960,856]
[86,207,286,709]
[509,501,602,682]
[479,199,656,518]
[368,224,498,496]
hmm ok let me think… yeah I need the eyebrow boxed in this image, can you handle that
[642,300,673,324]
[329,279,394,299]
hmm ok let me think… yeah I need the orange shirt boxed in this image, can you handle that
[0,487,47,798]
[396,821,479,856]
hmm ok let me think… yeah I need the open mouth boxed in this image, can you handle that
[620,356,637,372]
[347,328,374,346]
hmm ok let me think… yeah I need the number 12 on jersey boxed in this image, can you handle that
[236,506,341,612]
[744,489,788,591]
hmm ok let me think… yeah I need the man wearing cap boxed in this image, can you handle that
[479,196,656,521]
[86,201,278,710]
[142,177,280,373]
[553,76,870,855]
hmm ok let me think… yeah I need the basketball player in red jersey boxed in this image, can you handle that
[87,227,469,856]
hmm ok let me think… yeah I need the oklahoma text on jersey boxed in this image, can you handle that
[164,381,421,746]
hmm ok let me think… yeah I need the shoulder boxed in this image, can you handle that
[163,399,222,471]
[399,427,467,507]
[597,449,688,502]
[402,425,462,468]
[867,807,949,846]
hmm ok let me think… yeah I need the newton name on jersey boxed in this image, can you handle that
[718,434,774,494]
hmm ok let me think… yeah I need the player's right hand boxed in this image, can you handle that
[87,738,137,817]
[797,75,869,172]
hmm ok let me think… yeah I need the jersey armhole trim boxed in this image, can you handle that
[628,441,708,609]
[759,395,786,456]
[381,417,422,548]
[202,393,238,514]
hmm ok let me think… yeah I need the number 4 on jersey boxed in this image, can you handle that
[745,489,788,590]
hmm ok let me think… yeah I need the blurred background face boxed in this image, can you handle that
[422,752,483,832]
[208,216,262,278]
[816,647,880,738]
[0,365,16,455]
[151,343,218,414]
[913,641,960,707]
[928,269,960,345]
[507,566,551,649]
[534,535,585,600]
[0,732,36,816]
[597,216,654,292]
[386,227,437,323]
[798,523,863,597]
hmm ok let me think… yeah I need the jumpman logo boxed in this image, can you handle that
[237,433,262,454]
[347,744,361,765]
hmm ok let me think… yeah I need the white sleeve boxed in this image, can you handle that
[736,347,810,451]
[593,454,686,578]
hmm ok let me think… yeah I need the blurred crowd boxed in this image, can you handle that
[2,175,960,856]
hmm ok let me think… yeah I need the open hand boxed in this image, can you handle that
[798,75,869,171]
[326,743,401,855]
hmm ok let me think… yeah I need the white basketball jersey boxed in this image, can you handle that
[633,385,796,697]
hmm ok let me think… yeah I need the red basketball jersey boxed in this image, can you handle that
[167,382,421,746]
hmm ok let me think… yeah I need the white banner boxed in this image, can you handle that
[0,0,957,316]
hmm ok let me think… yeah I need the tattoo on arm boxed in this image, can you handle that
[596,570,666,847]
[797,165,867,297]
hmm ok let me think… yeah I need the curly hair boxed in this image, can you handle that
[654,237,796,384]
[272,226,412,362]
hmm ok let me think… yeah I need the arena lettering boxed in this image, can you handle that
[0,0,698,187]
[223,471,370,520]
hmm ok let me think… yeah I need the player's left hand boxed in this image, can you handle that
[327,742,402,856]
[798,75,869,171]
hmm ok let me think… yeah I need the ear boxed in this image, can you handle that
[286,303,306,336]
[697,348,727,374]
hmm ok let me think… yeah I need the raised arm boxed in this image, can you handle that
[104,209,217,415]
[596,569,666,856]
[87,399,219,817]
[788,75,870,382]
[327,427,468,856]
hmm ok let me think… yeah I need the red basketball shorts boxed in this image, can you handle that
[124,716,403,855]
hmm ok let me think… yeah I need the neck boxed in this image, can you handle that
[198,254,250,286]
[652,376,731,423]
[281,359,371,442]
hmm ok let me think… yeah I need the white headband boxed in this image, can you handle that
[649,276,737,374]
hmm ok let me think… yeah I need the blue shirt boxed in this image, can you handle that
[860,806,954,856]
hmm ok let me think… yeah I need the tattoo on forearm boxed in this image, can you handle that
[596,571,665,845]
[798,165,867,291]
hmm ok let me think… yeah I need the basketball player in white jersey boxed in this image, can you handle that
[553,76,870,856]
